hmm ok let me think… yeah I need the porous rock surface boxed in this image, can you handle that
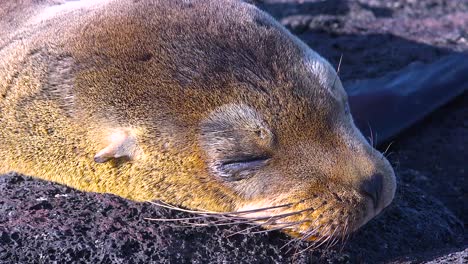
[1,0,467,263]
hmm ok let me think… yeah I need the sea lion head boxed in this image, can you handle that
[197,62,396,241]
[36,0,396,241]
[187,2,396,240]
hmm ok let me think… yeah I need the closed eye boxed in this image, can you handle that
[217,156,270,181]
[222,156,269,171]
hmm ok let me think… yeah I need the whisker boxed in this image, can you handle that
[179,219,261,228]
[298,207,332,242]
[285,224,322,254]
[330,232,342,249]
[226,206,316,237]
[249,220,309,234]
[146,213,261,225]
[148,198,352,254]
[149,201,215,214]
[311,224,334,249]
[249,204,318,223]
[147,198,319,237]
[324,226,340,250]
[337,54,343,75]
[280,209,324,251]
[339,218,349,252]
[226,224,262,237]
[382,141,394,156]
[343,216,354,249]
[367,122,374,148]
[332,54,344,88]
[385,151,395,159]
[148,211,308,228]
[288,210,329,256]
[319,226,336,249]
[281,230,309,252]
[227,212,286,237]
[295,224,330,255]
[280,200,331,251]
[149,200,297,216]
[300,222,322,242]
[144,215,214,222]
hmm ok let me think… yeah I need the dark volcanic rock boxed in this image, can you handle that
[0,170,464,263]
[0,174,297,264]
[1,0,467,263]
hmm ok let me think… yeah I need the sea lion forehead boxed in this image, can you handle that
[174,0,341,95]
[196,0,345,99]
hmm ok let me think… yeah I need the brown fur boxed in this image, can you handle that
[0,0,396,239]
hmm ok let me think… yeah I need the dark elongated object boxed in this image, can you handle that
[347,54,468,146]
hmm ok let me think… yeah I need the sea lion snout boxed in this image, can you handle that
[351,137,396,220]
[370,157,397,212]
[358,165,396,219]
[359,173,384,210]
[335,127,397,226]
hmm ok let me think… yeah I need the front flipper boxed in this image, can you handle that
[94,129,139,163]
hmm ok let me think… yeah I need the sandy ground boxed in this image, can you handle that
[1,0,467,263]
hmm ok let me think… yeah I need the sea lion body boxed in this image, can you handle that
[0,0,396,239]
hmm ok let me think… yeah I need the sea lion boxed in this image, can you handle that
[0,0,396,241]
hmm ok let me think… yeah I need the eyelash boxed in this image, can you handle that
[215,156,270,181]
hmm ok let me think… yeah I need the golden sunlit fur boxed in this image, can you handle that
[0,0,396,242]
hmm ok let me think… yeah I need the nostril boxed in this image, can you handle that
[359,174,383,210]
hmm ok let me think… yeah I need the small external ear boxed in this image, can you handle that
[94,129,138,163]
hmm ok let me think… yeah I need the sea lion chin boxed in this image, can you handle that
[0,0,396,242]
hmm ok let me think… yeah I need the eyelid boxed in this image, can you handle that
[221,155,269,166]
[216,156,270,180]
[222,159,266,171]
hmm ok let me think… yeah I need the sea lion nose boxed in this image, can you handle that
[359,173,384,210]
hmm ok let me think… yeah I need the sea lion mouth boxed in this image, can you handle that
[233,190,376,245]
[146,185,381,250]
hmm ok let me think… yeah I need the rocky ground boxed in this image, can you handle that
[1,0,467,263]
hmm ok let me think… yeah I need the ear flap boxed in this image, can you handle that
[94,129,138,163]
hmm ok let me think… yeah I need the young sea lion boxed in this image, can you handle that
[0,0,396,240]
